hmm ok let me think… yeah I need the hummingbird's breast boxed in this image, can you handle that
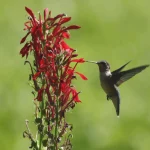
[100,71,118,96]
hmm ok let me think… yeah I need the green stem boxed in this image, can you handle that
[39,133,43,150]
[54,99,59,150]
[39,96,44,150]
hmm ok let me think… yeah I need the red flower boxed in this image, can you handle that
[20,43,31,58]
[20,6,87,114]
[75,72,88,80]
[71,88,81,102]
[35,87,44,101]
[33,72,41,80]
[71,58,85,63]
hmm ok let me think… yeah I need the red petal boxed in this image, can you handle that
[33,72,41,80]
[74,95,81,102]
[44,8,49,20]
[54,14,65,21]
[20,43,31,57]
[71,58,85,63]
[60,41,73,52]
[40,59,47,69]
[25,7,35,21]
[35,88,44,101]
[75,72,88,80]
[59,17,71,24]
[65,25,81,30]
[71,54,78,58]
[53,25,61,36]
[20,32,30,44]
[31,26,37,34]
[71,88,81,102]
[62,31,70,39]
[67,68,74,75]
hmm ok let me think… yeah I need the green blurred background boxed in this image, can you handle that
[1,0,150,149]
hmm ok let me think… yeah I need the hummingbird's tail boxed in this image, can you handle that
[110,95,120,117]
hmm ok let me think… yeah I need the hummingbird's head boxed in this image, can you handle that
[96,60,110,72]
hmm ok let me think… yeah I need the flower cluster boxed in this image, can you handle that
[20,7,87,150]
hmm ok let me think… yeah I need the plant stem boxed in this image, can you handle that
[54,99,59,150]
[39,96,44,150]
[39,131,44,150]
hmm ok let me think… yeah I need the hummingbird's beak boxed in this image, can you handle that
[85,60,98,64]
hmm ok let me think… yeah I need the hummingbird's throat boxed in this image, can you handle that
[101,70,111,76]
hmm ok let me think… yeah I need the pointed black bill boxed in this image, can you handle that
[86,60,98,64]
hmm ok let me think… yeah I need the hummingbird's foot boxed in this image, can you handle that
[107,95,111,100]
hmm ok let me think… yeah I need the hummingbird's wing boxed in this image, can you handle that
[112,65,149,86]
[110,94,120,116]
[111,61,131,74]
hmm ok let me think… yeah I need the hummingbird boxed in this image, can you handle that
[86,60,149,117]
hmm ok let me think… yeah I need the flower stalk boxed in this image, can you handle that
[20,7,87,150]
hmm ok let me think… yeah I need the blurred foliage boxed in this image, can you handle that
[0,0,150,150]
